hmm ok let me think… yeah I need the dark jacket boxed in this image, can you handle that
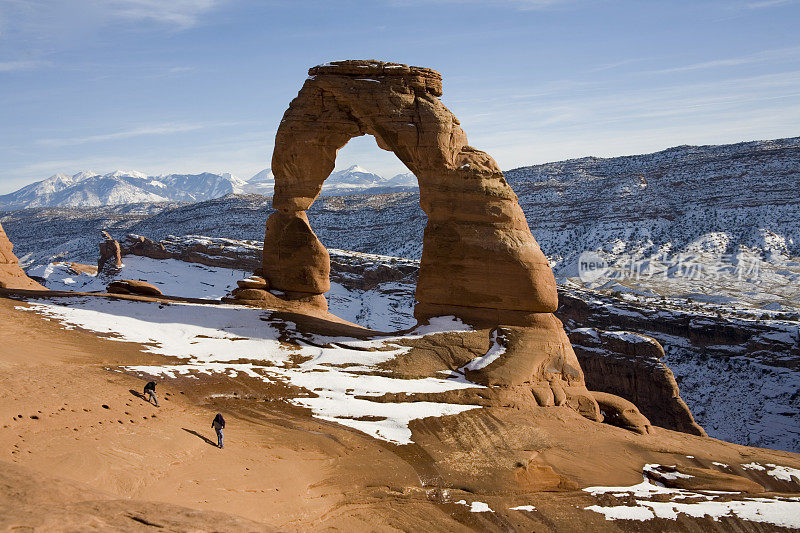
[143,381,156,394]
[212,413,225,430]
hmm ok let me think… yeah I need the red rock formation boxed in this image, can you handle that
[97,231,123,276]
[265,60,556,316]
[121,234,261,271]
[107,279,163,296]
[0,221,46,290]
[569,327,707,436]
[264,60,601,420]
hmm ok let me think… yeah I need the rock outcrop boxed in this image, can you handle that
[262,60,602,420]
[121,234,262,271]
[107,279,163,296]
[115,231,701,435]
[569,327,706,436]
[0,221,45,290]
[265,60,556,319]
[97,231,123,276]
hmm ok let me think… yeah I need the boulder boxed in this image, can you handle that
[231,287,269,300]
[107,279,163,296]
[237,276,268,290]
[591,391,652,434]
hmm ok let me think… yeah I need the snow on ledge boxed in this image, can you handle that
[583,476,800,528]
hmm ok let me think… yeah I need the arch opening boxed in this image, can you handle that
[315,134,425,331]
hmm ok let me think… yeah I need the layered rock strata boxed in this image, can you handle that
[0,221,45,290]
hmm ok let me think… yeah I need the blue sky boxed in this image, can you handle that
[1,0,798,193]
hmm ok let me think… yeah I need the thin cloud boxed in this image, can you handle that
[0,59,49,72]
[590,57,650,73]
[105,0,222,28]
[650,46,800,74]
[745,0,797,8]
[35,122,239,147]
[387,0,581,10]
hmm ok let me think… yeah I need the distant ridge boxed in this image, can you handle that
[0,165,418,210]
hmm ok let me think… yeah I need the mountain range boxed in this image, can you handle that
[0,165,418,210]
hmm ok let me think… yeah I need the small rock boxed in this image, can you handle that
[237,276,268,290]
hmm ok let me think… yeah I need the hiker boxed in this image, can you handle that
[143,381,159,407]
[212,413,225,448]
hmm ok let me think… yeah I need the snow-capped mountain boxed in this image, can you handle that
[0,170,248,210]
[1,165,419,209]
[240,168,275,195]
[240,165,417,196]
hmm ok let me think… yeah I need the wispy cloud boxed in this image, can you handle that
[745,0,798,8]
[590,57,651,73]
[35,122,240,147]
[650,46,800,74]
[0,0,222,37]
[387,0,581,10]
[104,0,222,29]
[0,59,49,72]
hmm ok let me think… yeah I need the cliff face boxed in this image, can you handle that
[558,286,800,451]
[0,221,45,290]
[567,328,705,436]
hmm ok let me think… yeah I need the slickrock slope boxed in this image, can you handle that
[3,294,800,532]
[0,221,45,290]
[0,460,272,532]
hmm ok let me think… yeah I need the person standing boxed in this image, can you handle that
[143,381,159,407]
[212,413,225,448]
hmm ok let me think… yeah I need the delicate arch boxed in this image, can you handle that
[264,60,558,323]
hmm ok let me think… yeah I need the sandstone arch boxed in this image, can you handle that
[263,60,604,421]
[265,60,557,319]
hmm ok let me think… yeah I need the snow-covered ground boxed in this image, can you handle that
[30,253,800,451]
[29,256,249,300]
[30,256,417,332]
[19,297,479,445]
[581,467,800,528]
